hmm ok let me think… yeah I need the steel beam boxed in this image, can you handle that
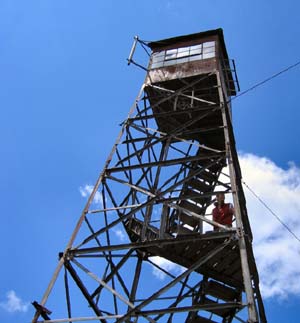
[216,71,259,323]
[64,261,107,323]
[70,232,234,256]
[115,239,232,323]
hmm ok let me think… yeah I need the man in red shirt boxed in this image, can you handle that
[212,192,234,231]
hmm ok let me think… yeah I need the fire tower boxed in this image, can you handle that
[32,29,267,323]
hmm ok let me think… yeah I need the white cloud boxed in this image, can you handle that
[150,256,185,280]
[79,184,103,206]
[0,290,29,313]
[149,153,300,299]
[114,229,126,242]
[79,156,300,300]
[239,153,300,299]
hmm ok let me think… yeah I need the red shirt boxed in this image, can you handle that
[212,202,234,230]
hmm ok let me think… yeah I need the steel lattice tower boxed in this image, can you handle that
[32,29,267,323]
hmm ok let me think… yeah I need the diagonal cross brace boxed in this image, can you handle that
[115,238,232,323]
[71,259,156,323]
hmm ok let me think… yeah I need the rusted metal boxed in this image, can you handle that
[32,28,266,323]
[216,71,258,322]
[115,239,232,323]
[64,261,106,323]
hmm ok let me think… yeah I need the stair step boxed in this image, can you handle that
[189,315,218,323]
[189,178,213,193]
[177,200,204,228]
[204,280,240,302]
[171,223,195,235]
[179,200,204,214]
[178,212,200,228]
[202,298,237,318]
[183,188,211,206]
[195,158,225,174]
[125,218,159,241]
[195,169,219,183]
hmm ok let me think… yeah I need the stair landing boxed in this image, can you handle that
[126,218,243,289]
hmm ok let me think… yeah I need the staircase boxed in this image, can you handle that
[187,279,243,323]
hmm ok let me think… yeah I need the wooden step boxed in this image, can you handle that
[178,212,200,228]
[125,218,160,241]
[204,280,240,302]
[183,188,211,206]
[195,169,219,183]
[179,200,204,214]
[189,166,218,183]
[189,178,213,193]
[201,298,237,318]
[177,200,204,228]
[195,158,225,174]
[130,231,243,289]
[188,315,218,323]
[170,223,195,235]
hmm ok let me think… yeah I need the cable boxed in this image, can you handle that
[139,40,151,57]
[242,179,300,244]
[230,60,300,102]
[138,38,154,45]
[235,61,300,242]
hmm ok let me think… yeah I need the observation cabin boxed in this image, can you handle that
[146,28,238,95]
[145,28,239,151]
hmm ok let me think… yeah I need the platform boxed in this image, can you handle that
[125,218,244,290]
[145,73,226,151]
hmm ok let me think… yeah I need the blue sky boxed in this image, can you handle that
[0,1,300,322]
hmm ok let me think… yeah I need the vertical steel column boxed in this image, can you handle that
[216,71,258,323]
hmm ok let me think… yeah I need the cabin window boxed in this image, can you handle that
[150,41,215,69]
